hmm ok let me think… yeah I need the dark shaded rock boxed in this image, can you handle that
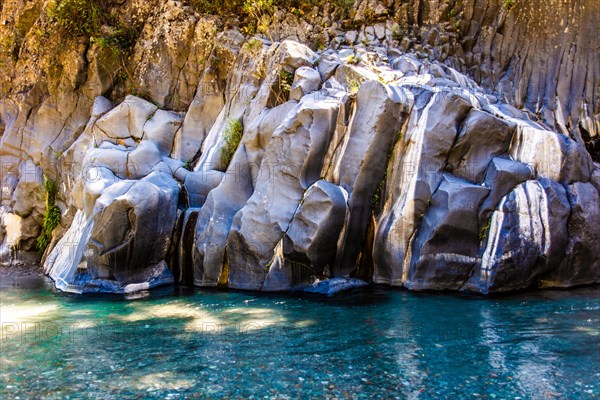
[44,172,179,293]
[325,80,412,277]
[447,109,516,183]
[539,182,600,287]
[478,157,533,226]
[374,90,472,286]
[227,96,339,290]
[190,101,297,287]
[263,180,348,291]
[463,179,570,294]
[407,174,490,291]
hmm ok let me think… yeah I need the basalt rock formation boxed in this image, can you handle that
[1,0,598,294]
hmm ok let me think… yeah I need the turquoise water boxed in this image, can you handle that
[0,268,598,399]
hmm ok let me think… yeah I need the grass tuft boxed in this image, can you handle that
[220,119,244,169]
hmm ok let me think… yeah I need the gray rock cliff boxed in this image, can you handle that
[0,0,598,294]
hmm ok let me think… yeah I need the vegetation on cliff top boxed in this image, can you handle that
[190,0,355,34]
[48,0,139,55]
[43,0,354,61]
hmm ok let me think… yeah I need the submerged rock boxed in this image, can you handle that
[302,278,369,296]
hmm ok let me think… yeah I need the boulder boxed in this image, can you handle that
[3,212,41,251]
[302,278,368,296]
[278,40,318,69]
[317,55,341,81]
[126,140,162,179]
[184,170,225,208]
[44,172,179,293]
[374,90,472,286]
[190,102,297,287]
[11,180,44,218]
[142,109,183,155]
[82,167,120,217]
[226,95,339,290]
[325,80,411,277]
[508,125,593,184]
[538,182,600,287]
[406,174,490,290]
[82,146,129,179]
[463,179,570,294]
[478,157,533,225]
[290,67,321,101]
[263,180,348,291]
[447,109,516,183]
[94,95,158,141]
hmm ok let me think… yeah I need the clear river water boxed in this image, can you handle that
[0,267,598,399]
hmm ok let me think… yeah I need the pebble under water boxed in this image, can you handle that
[0,267,598,399]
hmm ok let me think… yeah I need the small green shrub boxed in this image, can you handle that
[252,61,267,80]
[347,54,361,65]
[392,28,404,42]
[43,177,58,204]
[273,69,294,104]
[243,37,263,53]
[334,0,355,18]
[279,69,294,90]
[347,77,362,94]
[479,216,493,241]
[187,0,355,36]
[44,205,61,234]
[92,25,139,55]
[220,119,244,169]
[37,234,51,254]
[243,0,276,36]
[502,0,516,11]
[37,176,61,254]
[189,0,243,15]
[188,0,355,35]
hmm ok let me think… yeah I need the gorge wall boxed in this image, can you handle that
[0,0,599,294]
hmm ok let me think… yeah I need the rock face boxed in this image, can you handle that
[464,180,571,294]
[263,180,348,291]
[43,99,180,293]
[226,94,339,290]
[1,1,599,294]
[406,174,490,291]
